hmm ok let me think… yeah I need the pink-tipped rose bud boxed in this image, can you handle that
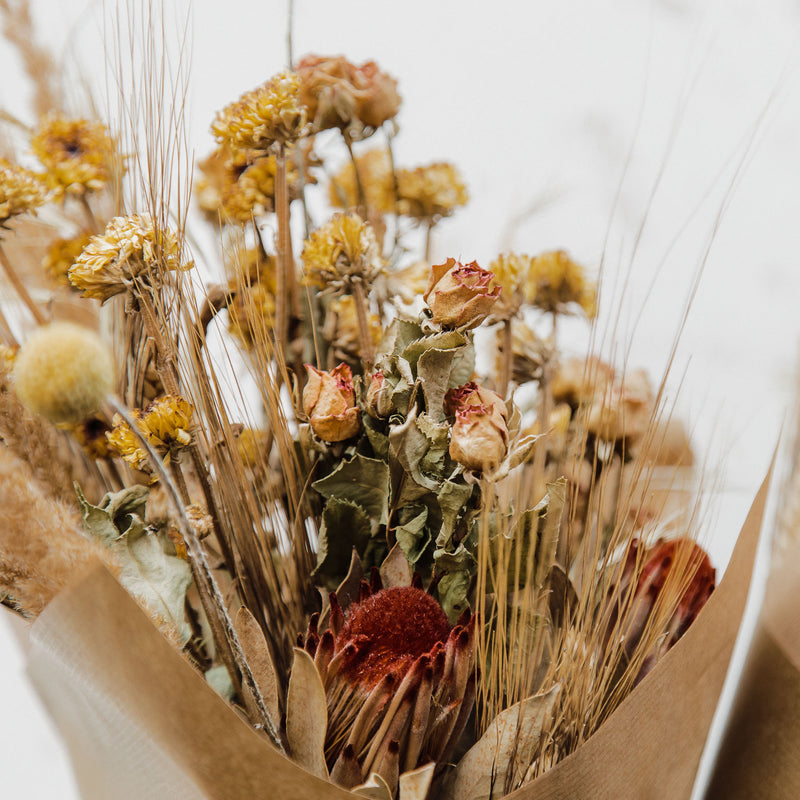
[302,363,361,442]
[365,371,392,419]
[424,258,500,329]
[446,382,509,472]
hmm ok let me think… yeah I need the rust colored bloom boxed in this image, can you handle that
[68,214,192,302]
[298,575,476,791]
[302,363,361,442]
[446,382,509,473]
[211,71,308,157]
[107,395,193,472]
[301,213,382,293]
[0,158,47,224]
[296,55,401,138]
[424,258,500,329]
[31,113,117,196]
[396,162,468,221]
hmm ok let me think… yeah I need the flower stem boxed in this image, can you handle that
[107,397,285,753]
[498,318,513,398]
[0,243,46,326]
[274,143,295,351]
[343,131,367,217]
[352,280,375,368]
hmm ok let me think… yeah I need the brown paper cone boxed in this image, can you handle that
[706,520,800,798]
[509,463,772,800]
[19,466,772,800]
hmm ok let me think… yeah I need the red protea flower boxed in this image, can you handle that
[298,572,476,793]
[606,537,715,682]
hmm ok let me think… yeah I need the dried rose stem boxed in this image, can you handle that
[498,318,513,398]
[0,242,46,326]
[352,280,375,368]
[274,142,296,349]
[424,220,433,263]
[531,312,557,505]
[384,128,402,256]
[107,396,285,753]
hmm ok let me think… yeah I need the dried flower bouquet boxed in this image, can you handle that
[0,4,776,799]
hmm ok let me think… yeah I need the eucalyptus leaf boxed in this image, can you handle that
[312,454,391,531]
[314,498,372,582]
[75,485,193,645]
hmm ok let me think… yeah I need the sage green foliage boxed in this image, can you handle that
[75,484,193,644]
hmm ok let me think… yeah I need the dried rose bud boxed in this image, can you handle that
[424,258,500,329]
[446,382,509,473]
[365,371,392,418]
[302,363,361,442]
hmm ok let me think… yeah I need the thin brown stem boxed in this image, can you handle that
[0,242,46,326]
[274,143,295,351]
[352,281,375,369]
[0,302,19,346]
[424,220,434,263]
[342,131,366,217]
[79,193,101,233]
[106,397,285,753]
[498,318,513,398]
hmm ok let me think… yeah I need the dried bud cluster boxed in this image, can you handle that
[298,576,476,792]
[68,214,193,302]
[296,55,401,138]
[425,258,500,329]
[0,158,47,224]
[446,382,510,473]
[107,395,193,471]
[302,363,361,442]
[31,113,118,196]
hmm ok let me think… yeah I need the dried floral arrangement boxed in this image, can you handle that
[0,4,766,799]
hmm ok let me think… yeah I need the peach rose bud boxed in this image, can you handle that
[424,258,500,328]
[302,363,362,442]
[446,382,509,472]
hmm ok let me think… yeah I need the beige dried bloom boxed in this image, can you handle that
[524,250,596,318]
[31,113,118,196]
[302,363,361,442]
[488,252,530,318]
[68,214,193,302]
[424,258,500,329]
[296,55,401,138]
[301,213,382,293]
[396,162,468,220]
[42,233,92,286]
[328,148,395,213]
[326,295,382,360]
[107,395,193,471]
[551,356,616,408]
[0,158,47,224]
[228,284,276,348]
[211,71,307,156]
[584,369,653,443]
[196,147,301,223]
[445,382,509,473]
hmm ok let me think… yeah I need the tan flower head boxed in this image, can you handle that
[584,368,652,443]
[302,363,361,442]
[446,382,509,473]
[228,284,275,349]
[524,250,596,318]
[301,213,383,293]
[107,395,193,471]
[396,162,468,220]
[328,148,395,213]
[326,295,382,361]
[31,113,117,196]
[488,252,530,318]
[196,147,301,223]
[68,214,193,302]
[211,71,307,157]
[424,258,500,329]
[42,233,92,287]
[296,55,401,138]
[0,158,47,225]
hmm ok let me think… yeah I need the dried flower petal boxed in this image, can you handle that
[446,382,509,473]
[302,363,361,442]
[424,258,500,329]
[0,158,47,224]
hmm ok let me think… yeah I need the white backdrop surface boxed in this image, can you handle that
[1,0,799,796]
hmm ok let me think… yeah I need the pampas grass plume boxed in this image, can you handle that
[13,322,114,424]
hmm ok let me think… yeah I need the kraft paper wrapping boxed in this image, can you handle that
[706,531,800,798]
[16,468,771,800]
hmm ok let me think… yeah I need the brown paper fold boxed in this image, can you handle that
[510,465,772,800]
[706,523,800,798]
[21,466,772,800]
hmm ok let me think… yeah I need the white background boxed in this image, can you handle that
[1,0,799,796]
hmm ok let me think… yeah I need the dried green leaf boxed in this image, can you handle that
[286,647,328,780]
[234,607,280,726]
[380,543,412,588]
[314,498,372,582]
[436,480,474,550]
[313,454,391,531]
[444,684,561,800]
[401,330,466,372]
[394,506,430,565]
[417,347,459,420]
[76,485,192,644]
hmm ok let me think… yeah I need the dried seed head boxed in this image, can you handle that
[42,233,92,287]
[525,250,596,318]
[396,162,468,221]
[329,148,395,213]
[31,113,118,197]
[12,322,114,425]
[0,158,47,224]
